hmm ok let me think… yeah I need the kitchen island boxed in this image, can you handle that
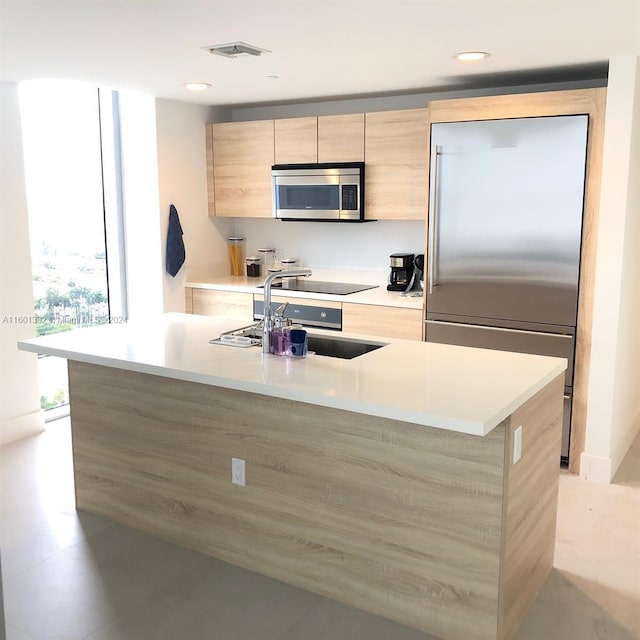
[18,313,566,640]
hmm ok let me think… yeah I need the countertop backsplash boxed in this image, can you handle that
[231,218,425,271]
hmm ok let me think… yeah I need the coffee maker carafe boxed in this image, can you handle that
[387,253,414,291]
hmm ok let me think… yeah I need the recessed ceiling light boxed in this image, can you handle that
[266,75,279,80]
[184,82,212,91]
[454,51,491,62]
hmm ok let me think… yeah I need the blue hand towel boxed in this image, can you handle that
[166,204,186,277]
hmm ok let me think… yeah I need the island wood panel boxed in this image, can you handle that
[274,116,318,164]
[68,361,509,640]
[191,289,253,319]
[426,88,607,473]
[317,113,365,163]
[364,108,429,220]
[342,303,423,340]
[498,375,564,640]
[184,287,193,314]
[205,123,215,216]
[212,120,274,217]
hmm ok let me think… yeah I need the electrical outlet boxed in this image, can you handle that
[232,458,245,486]
[513,425,523,464]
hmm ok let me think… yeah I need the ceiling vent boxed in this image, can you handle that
[204,42,271,59]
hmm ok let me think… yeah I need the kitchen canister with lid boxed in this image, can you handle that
[246,256,261,278]
[227,237,245,276]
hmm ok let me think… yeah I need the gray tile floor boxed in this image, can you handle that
[1,419,638,640]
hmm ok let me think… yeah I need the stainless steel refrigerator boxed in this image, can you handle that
[425,115,589,460]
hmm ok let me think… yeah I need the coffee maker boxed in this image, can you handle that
[387,253,414,291]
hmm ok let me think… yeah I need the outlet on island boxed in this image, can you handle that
[232,457,246,486]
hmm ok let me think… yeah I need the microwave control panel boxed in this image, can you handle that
[341,185,359,210]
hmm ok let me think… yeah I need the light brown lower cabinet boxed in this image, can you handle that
[190,288,253,320]
[184,287,193,314]
[342,302,423,340]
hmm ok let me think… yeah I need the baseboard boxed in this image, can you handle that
[0,409,45,446]
[579,452,613,483]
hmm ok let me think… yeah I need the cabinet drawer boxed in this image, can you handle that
[191,289,254,319]
[343,303,423,340]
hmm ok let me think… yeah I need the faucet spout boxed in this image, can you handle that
[262,268,312,353]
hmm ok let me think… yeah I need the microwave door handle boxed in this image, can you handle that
[428,145,442,295]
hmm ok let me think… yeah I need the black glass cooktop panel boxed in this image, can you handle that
[260,280,378,295]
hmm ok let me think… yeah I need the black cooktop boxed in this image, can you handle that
[260,280,378,295]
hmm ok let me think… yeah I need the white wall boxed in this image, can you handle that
[0,82,44,445]
[582,55,640,482]
[155,99,233,312]
[233,218,424,272]
[117,92,166,321]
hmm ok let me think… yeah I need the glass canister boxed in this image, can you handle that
[246,256,261,278]
[258,248,276,270]
[280,257,298,289]
[280,257,297,270]
[227,237,245,276]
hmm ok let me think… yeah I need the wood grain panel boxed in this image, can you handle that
[429,89,606,122]
[184,286,193,314]
[212,120,274,217]
[498,375,564,640]
[568,88,607,473]
[68,361,508,640]
[343,303,423,340]
[205,123,215,216]
[274,116,317,164]
[318,114,364,162]
[365,108,429,220]
[426,88,607,472]
[191,289,253,319]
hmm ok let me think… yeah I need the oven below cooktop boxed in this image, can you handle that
[259,280,378,295]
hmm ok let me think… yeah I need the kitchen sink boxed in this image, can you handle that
[306,334,387,360]
[212,324,387,359]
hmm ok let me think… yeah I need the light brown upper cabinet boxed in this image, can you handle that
[364,108,428,220]
[211,120,274,217]
[318,114,365,162]
[205,124,216,216]
[274,117,318,164]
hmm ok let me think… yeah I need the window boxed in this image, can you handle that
[19,80,125,414]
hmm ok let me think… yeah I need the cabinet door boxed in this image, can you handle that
[191,289,254,320]
[318,114,365,163]
[343,303,423,340]
[275,117,318,164]
[213,120,274,217]
[365,108,428,220]
[205,124,215,216]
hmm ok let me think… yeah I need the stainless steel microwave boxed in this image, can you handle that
[272,162,365,222]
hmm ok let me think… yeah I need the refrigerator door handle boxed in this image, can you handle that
[425,319,574,339]
[427,145,442,295]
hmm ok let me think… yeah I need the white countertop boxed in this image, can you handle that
[186,267,424,310]
[18,313,566,437]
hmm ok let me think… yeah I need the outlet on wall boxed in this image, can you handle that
[513,425,523,464]
[232,457,246,486]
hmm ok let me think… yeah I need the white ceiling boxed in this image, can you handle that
[1,0,638,107]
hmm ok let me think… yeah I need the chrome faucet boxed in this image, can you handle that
[262,268,312,353]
